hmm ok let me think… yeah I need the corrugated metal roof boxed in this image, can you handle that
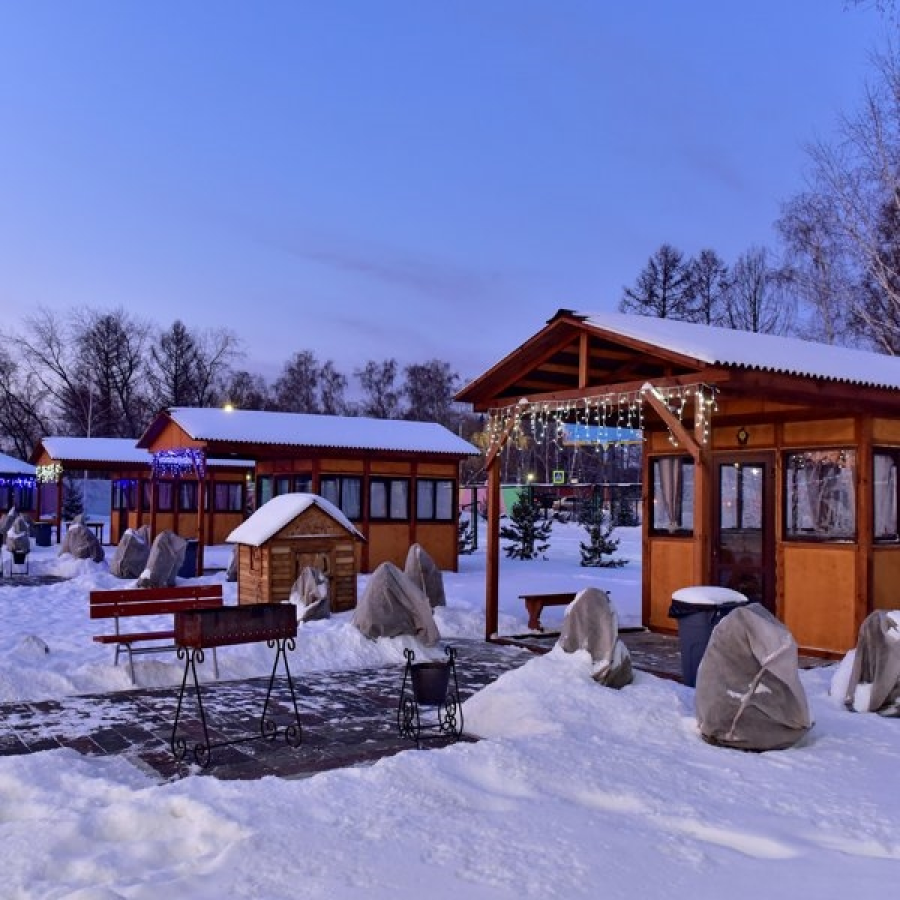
[167,408,479,456]
[581,312,900,390]
[0,452,34,475]
[41,437,150,464]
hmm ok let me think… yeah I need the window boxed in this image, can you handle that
[214,482,244,512]
[257,476,273,506]
[417,479,455,521]
[157,482,174,512]
[650,457,694,534]
[370,478,409,520]
[275,476,291,497]
[178,481,198,513]
[294,474,312,493]
[320,475,362,520]
[874,449,899,542]
[785,449,856,541]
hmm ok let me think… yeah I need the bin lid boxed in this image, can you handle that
[671,586,749,607]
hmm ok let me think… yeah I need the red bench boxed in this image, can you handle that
[90,584,224,683]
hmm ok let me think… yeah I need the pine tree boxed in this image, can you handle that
[458,516,476,555]
[579,507,627,568]
[500,493,552,560]
[62,474,84,521]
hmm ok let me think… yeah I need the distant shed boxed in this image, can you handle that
[227,493,365,611]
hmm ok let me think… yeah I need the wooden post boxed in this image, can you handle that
[486,455,501,640]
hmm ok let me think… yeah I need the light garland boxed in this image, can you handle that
[151,448,206,479]
[0,476,36,487]
[485,383,717,457]
[36,463,63,483]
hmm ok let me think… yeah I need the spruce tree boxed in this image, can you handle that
[579,507,627,568]
[500,493,551,560]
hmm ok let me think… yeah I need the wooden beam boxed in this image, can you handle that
[578,331,589,389]
[640,384,702,461]
[485,454,501,640]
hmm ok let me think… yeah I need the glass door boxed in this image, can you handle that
[712,453,775,612]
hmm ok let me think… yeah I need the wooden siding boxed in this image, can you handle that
[782,545,858,653]
[872,548,900,610]
[646,539,695,632]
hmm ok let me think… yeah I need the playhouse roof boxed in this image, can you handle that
[142,407,478,457]
[0,452,34,476]
[226,493,365,546]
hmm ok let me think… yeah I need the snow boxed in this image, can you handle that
[226,492,365,545]
[583,311,900,390]
[1,521,899,898]
[166,406,480,455]
[0,452,35,475]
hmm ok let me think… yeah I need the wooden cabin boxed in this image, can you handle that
[0,452,36,517]
[227,493,364,610]
[136,407,478,576]
[457,309,900,656]
[29,437,251,547]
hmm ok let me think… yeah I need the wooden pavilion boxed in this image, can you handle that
[29,437,251,547]
[136,407,478,577]
[457,309,900,656]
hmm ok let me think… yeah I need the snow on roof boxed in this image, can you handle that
[41,437,150,464]
[167,408,478,456]
[581,311,900,390]
[227,493,364,546]
[0,452,34,476]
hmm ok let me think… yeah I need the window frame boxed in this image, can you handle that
[649,455,695,536]
[320,475,363,521]
[416,478,456,522]
[369,477,410,521]
[873,447,899,543]
[783,447,857,543]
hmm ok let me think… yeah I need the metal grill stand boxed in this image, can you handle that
[170,605,302,768]
[397,645,463,748]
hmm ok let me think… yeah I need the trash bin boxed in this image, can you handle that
[668,586,749,687]
[33,522,52,548]
[178,539,199,579]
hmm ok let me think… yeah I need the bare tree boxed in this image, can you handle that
[273,350,320,413]
[776,192,855,345]
[788,46,900,352]
[724,247,794,335]
[355,359,401,419]
[193,327,242,407]
[319,360,349,415]
[620,244,695,319]
[0,347,49,458]
[403,359,459,427]
[223,370,272,410]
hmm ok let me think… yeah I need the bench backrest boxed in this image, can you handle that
[90,585,224,620]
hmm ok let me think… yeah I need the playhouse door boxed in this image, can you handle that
[712,453,775,613]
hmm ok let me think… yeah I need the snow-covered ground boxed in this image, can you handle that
[0,521,896,899]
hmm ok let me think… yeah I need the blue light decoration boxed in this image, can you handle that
[0,476,37,487]
[152,448,206,479]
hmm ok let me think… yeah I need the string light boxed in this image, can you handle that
[36,463,63,483]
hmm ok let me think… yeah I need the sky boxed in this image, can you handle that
[0,1,892,386]
[1,525,899,897]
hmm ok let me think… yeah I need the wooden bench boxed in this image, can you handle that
[90,584,224,683]
[519,592,577,631]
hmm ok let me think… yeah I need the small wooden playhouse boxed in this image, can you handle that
[227,493,365,611]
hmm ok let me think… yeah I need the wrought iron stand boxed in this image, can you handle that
[170,605,303,768]
[397,645,463,748]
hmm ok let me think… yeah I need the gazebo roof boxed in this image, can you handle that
[457,309,900,410]
[226,493,364,546]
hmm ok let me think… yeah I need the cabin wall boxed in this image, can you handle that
[647,409,890,655]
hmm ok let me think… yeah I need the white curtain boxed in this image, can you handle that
[657,458,682,531]
[874,453,897,539]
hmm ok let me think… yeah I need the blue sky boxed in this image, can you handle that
[0,1,889,385]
